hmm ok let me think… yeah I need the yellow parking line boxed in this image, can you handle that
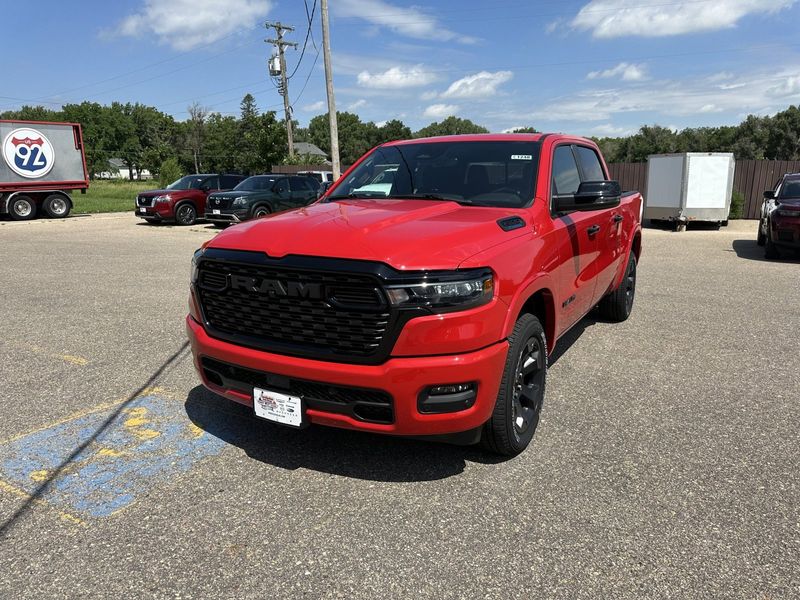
[1,340,90,367]
[0,479,85,527]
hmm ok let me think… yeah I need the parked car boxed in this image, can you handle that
[135,174,245,225]
[204,174,319,226]
[1,120,88,220]
[297,170,334,184]
[187,134,643,456]
[758,173,800,258]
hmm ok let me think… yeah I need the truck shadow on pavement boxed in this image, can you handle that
[731,239,800,263]
[184,386,509,482]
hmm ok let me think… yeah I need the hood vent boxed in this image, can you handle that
[497,216,525,231]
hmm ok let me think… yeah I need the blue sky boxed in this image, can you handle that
[2,0,800,136]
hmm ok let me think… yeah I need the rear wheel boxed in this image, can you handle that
[482,313,547,457]
[175,203,197,226]
[598,252,637,322]
[43,194,70,218]
[8,195,36,221]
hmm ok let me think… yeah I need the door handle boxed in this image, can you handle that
[587,225,601,235]
[613,214,623,223]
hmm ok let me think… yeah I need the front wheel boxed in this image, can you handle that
[175,203,197,226]
[757,221,766,246]
[482,313,547,456]
[8,195,36,221]
[43,194,70,218]
[598,252,637,322]
[252,205,271,219]
[765,230,780,259]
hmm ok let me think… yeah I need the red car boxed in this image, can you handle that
[136,174,245,226]
[758,173,800,258]
[187,134,643,455]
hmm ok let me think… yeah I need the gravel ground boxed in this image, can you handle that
[0,213,797,599]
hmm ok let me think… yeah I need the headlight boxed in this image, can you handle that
[385,270,494,310]
[155,194,172,203]
[232,196,247,206]
[191,249,203,284]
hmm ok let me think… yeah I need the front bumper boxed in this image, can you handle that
[770,216,800,247]
[186,315,508,436]
[136,204,174,220]
[204,210,246,224]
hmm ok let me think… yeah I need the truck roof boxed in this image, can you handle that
[385,133,550,146]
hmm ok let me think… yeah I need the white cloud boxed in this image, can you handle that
[501,126,527,133]
[571,0,796,39]
[421,90,439,101]
[302,100,325,112]
[337,0,476,43]
[589,124,632,137]
[525,65,800,122]
[116,0,271,51]
[423,104,459,119]
[357,65,438,89]
[587,62,647,82]
[441,71,514,99]
[348,99,368,110]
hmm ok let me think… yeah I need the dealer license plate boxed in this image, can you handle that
[139,207,147,213]
[212,209,221,215]
[253,387,303,427]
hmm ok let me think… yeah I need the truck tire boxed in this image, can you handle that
[756,223,766,246]
[43,194,70,218]
[598,252,637,322]
[8,195,36,221]
[175,202,197,226]
[482,313,547,457]
[765,232,780,259]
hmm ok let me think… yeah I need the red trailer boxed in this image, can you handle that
[0,120,89,220]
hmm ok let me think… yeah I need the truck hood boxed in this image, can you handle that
[207,198,529,270]
[209,190,257,199]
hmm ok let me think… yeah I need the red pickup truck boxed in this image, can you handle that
[187,134,643,455]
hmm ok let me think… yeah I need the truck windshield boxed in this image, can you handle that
[327,140,541,208]
[234,176,278,191]
[780,179,800,199]
[166,176,207,190]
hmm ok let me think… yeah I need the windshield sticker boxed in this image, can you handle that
[511,154,532,160]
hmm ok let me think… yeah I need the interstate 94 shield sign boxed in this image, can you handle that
[2,127,55,178]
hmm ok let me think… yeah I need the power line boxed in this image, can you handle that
[266,22,299,155]
[287,0,318,80]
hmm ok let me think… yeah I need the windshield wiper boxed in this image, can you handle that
[327,192,389,200]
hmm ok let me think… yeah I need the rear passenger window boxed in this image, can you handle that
[289,177,312,192]
[552,146,580,196]
[274,178,289,194]
[575,146,606,181]
[203,176,220,190]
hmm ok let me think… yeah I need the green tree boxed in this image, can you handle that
[308,111,374,164]
[158,157,182,187]
[510,126,537,133]
[414,116,489,138]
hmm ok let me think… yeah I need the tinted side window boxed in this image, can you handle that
[274,178,289,193]
[575,146,606,181]
[289,177,311,192]
[552,146,580,196]
[202,176,220,190]
[221,175,241,189]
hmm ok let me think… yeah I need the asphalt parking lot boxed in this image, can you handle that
[0,213,798,598]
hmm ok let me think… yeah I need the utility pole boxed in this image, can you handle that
[320,0,340,179]
[265,22,297,157]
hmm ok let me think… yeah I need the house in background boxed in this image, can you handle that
[293,142,330,164]
[95,158,153,180]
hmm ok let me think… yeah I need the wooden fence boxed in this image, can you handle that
[608,160,800,220]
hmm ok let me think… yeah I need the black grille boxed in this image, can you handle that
[196,257,394,361]
[137,195,153,207]
[777,229,796,242]
[208,196,233,209]
[201,357,394,424]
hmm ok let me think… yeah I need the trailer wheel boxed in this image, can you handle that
[43,194,70,218]
[481,313,547,457]
[9,195,37,221]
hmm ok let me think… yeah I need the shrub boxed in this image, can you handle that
[729,190,745,219]
[158,158,182,188]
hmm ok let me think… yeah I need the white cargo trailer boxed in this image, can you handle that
[644,153,735,230]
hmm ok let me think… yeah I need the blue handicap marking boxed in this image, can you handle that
[0,394,226,518]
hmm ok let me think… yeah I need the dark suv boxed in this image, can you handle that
[136,174,246,226]
[205,175,319,226]
[759,173,800,258]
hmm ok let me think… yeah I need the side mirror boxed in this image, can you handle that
[553,180,621,213]
[763,190,775,199]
